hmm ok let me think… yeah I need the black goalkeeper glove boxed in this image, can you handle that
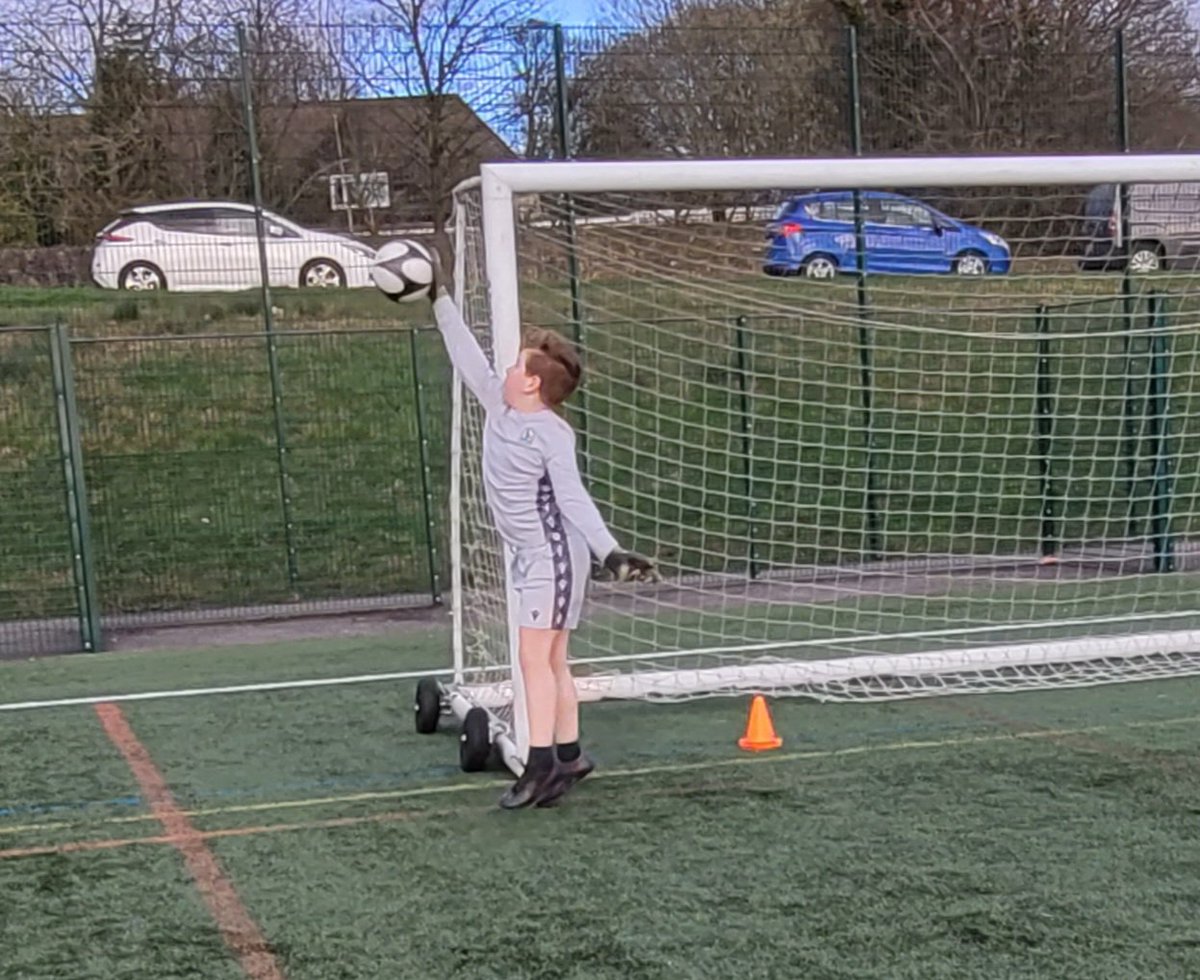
[600,549,661,583]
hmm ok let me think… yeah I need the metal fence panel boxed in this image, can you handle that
[0,327,83,656]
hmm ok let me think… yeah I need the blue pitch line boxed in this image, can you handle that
[0,765,462,822]
[0,795,142,819]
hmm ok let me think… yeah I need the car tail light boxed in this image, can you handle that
[780,222,803,237]
[100,232,134,242]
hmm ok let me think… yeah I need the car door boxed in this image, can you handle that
[877,200,947,273]
[204,209,263,290]
[260,213,306,288]
[859,197,907,274]
[145,209,231,291]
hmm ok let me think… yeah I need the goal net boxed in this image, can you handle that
[448,156,1200,770]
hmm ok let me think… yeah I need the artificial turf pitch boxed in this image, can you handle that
[3,630,1200,979]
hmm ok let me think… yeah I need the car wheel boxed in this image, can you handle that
[802,254,838,280]
[300,259,346,288]
[1128,244,1163,274]
[954,252,988,276]
[119,262,166,291]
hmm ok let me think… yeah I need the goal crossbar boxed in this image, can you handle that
[481,153,1200,195]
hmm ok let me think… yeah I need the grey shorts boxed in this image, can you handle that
[509,522,591,631]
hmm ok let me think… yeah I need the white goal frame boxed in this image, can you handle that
[447,153,1200,775]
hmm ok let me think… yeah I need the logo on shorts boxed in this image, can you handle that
[531,609,539,621]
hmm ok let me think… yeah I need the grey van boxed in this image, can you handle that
[1079,182,1200,273]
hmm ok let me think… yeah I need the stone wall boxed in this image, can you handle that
[0,247,93,287]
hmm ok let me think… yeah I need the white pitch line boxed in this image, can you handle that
[0,667,456,712]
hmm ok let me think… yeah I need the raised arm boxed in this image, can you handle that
[431,295,504,412]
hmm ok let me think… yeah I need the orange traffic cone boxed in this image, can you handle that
[738,694,782,752]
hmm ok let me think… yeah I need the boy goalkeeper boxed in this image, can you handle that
[428,253,658,809]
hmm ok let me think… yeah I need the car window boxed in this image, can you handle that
[149,209,221,234]
[804,200,856,222]
[99,214,133,234]
[208,209,260,237]
[882,201,934,227]
[264,220,300,239]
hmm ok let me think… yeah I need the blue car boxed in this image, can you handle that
[764,191,1011,279]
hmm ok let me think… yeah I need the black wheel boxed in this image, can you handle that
[1127,243,1163,274]
[953,251,988,276]
[299,258,346,288]
[414,677,441,735]
[801,254,838,280]
[459,707,492,772]
[119,261,166,291]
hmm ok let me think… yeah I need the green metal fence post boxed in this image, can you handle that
[1121,313,1145,536]
[49,322,102,652]
[553,23,589,474]
[1146,293,1176,573]
[1115,28,1131,155]
[1034,305,1058,561]
[733,316,760,579]
[410,329,443,604]
[238,22,299,586]
[1114,29,1144,535]
[847,24,882,560]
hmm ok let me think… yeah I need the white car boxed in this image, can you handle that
[91,201,377,292]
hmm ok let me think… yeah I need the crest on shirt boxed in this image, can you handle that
[520,427,534,444]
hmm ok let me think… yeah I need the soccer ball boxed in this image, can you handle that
[371,239,435,303]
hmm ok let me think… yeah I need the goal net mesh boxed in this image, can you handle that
[451,173,1200,718]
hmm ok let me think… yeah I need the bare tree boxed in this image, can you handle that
[0,0,200,241]
[341,0,536,238]
[175,0,360,212]
[575,0,1199,160]
[509,20,560,159]
[834,0,1200,154]
[0,0,360,242]
[572,0,849,161]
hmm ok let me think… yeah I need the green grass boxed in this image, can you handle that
[5,272,1200,652]
[4,633,1200,978]
[0,285,425,333]
[0,849,244,979]
[1,326,454,637]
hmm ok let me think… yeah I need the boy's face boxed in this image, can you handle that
[504,349,542,408]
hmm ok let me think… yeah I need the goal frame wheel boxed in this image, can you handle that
[414,677,442,735]
[459,706,492,772]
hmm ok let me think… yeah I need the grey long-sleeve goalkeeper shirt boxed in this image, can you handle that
[433,296,620,561]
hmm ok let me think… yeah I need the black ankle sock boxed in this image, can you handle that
[527,745,556,775]
[557,740,581,763]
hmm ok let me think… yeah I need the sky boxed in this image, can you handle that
[541,0,610,25]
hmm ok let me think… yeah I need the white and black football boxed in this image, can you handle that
[370,239,435,303]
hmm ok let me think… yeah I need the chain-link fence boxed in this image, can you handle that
[1,323,450,657]
[2,10,1199,656]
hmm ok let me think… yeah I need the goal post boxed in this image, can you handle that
[438,153,1200,776]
